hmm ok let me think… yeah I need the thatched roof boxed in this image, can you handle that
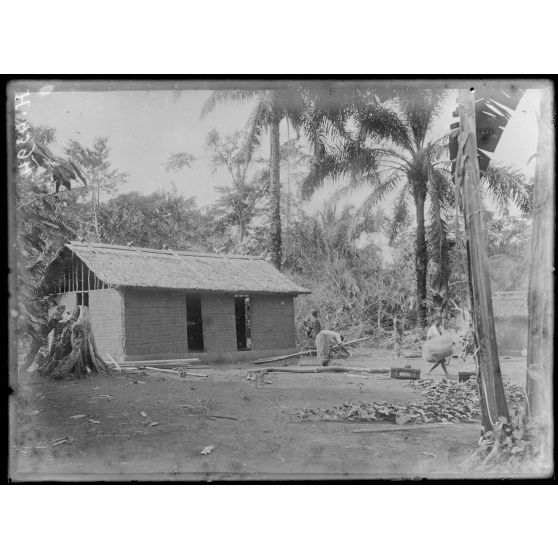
[45,241,310,295]
[492,291,528,318]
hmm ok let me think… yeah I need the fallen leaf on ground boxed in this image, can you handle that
[31,410,40,416]
[91,387,99,390]
[99,394,113,400]
[149,422,159,427]
[88,419,100,424]
[69,414,87,419]
[140,411,147,417]
[201,445,215,455]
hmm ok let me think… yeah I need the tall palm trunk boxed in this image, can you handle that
[91,185,101,243]
[414,186,428,327]
[269,111,282,270]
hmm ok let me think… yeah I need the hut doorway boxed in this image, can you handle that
[186,295,204,352]
[235,295,252,350]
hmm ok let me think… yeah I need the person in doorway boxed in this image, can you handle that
[315,329,344,366]
[425,315,451,376]
[393,316,404,358]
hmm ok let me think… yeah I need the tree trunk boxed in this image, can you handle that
[414,187,428,328]
[526,87,554,444]
[457,89,509,431]
[238,219,245,243]
[269,109,282,270]
[92,185,101,242]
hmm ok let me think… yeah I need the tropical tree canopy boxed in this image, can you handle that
[299,88,532,325]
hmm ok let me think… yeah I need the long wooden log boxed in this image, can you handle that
[247,366,390,374]
[339,336,371,347]
[253,350,313,364]
[252,336,371,364]
[142,366,208,378]
[117,358,200,366]
[351,423,457,434]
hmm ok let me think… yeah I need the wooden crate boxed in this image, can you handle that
[390,367,420,380]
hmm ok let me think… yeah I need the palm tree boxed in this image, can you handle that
[201,88,306,270]
[301,89,531,327]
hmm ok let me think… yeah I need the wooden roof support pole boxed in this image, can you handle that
[457,89,509,431]
[526,87,554,439]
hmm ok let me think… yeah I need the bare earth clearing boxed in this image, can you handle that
[11,351,528,481]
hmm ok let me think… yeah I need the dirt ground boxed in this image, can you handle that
[10,350,529,481]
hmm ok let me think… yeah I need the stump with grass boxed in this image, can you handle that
[38,306,108,379]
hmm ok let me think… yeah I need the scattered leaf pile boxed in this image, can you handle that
[297,377,525,425]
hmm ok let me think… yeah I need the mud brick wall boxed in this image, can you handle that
[123,289,187,356]
[250,295,295,351]
[201,294,236,353]
[89,289,125,360]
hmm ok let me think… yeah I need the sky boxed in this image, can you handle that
[21,83,542,217]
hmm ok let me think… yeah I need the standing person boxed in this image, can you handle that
[393,316,404,358]
[426,315,444,340]
[303,309,322,344]
[425,315,450,376]
[315,329,344,366]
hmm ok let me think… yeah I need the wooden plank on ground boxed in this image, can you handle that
[117,358,200,366]
[248,366,390,374]
[352,423,458,433]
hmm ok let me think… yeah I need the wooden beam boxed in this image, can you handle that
[527,87,554,430]
[456,89,509,430]
[118,358,201,366]
[352,423,457,434]
[248,366,391,374]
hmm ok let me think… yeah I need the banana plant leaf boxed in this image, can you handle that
[449,85,525,175]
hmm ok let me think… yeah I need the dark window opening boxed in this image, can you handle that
[77,292,89,307]
[235,295,252,351]
[186,295,204,352]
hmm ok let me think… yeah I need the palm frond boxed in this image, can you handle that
[243,97,272,159]
[353,102,412,150]
[399,89,447,148]
[301,151,349,200]
[276,87,307,131]
[200,89,261,118]
[427,167,454,293]
[430,168,455,209]
[300,138,383,200]
[482,163,533,216]
[388,187,411,243]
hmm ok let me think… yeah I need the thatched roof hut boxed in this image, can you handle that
[44,241,310,362]
[44,241,310,295]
